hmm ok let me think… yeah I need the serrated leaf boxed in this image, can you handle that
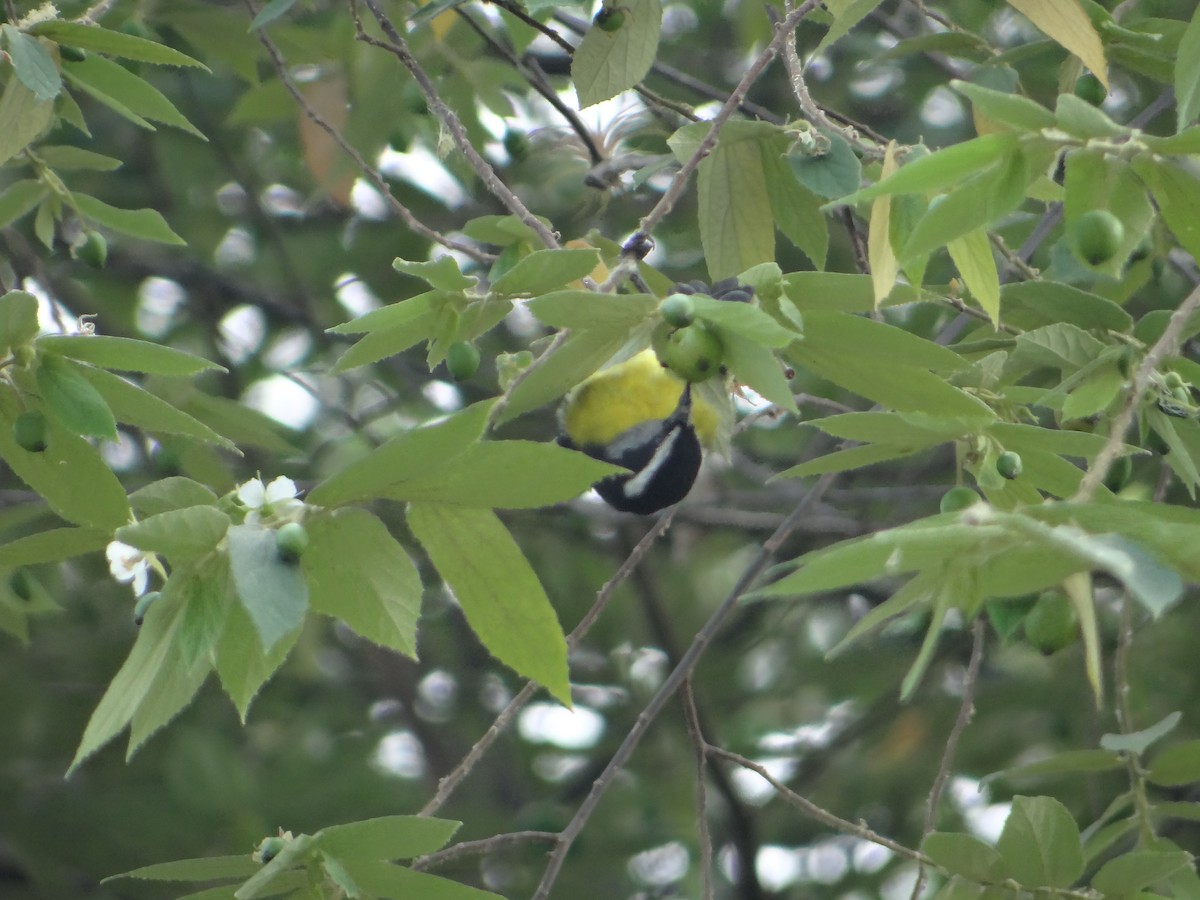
[116,506,231,561]
[947,228,1000,327]
[36,354,119,441]
[1147,740,1200,787]
[1092,850,1193,895]
[1100,711,1182,754]
[689,294,796,348]
[73,193,186,245]
[1000,280,1132,332]
[788,132,862,200]
[775,442,926,479]
[407,503,570,705]
[80,367,237,450]
[106,856,259,883]
[497,327,632,424]
[0,290,41,353]
[226,524,308,652]
[315,816,460,861]
[0,75,54,167]
[815,0,887,56]
[308,402,491,507]
[489,247,602,296]
[35,145,123,170]
[984,749,1123,785]
[38,335,223,376]
[0,527,106,567]
[801,310,970,372]
[696,130,776,281]
[1006,0,1108,90]
[951,80,1055,132]
[526,290,658,330]
[571,0,661,108]
[996,795,1084,888]
[722,332,797,412]
[763,134,828,269]
[2,27,62,101]
[341,860,505,900]
[215,600,299,722]
[61,54,206,135]
[31,20,208,68]
[1132,157,1200,265]
[392,255,477,291]
[0,180,49,228]
[130,477,219,518]
[303,509,421,658]
[250,0,300,30]
[1178,6,1200,130]
[921,832,1008,882]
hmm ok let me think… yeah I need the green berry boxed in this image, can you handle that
[275,522,309,563]
[996,450,1023,480]
[503,129,530,163]
[939,486,980,514]
[1103,455,1133,493]
[1069,210,1124,266]
[1164,371,1185,391]
[257,836,286,864]
[133,591,161,626]
[78,230,108,269]
[594,7,625,31]
[1073,73,1107,106]
[1024,590,1078,655]
[12,410,47,453]
[446,341,481,382]
[652,321,724,384]
[659,293,696,328]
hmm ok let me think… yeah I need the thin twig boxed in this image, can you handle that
[682,680,715,900]
[531,469,837,900]
[248,2,489,262]
[1075,281,1200,500]
[355,0,561,250]
[1114,592,1156,844]
[419,510,678,816]
[910,617,987,900]
[412,831,558,872]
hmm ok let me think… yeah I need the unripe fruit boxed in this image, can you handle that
[659,293,696,328]
[12,410,47,453]
[1164,371,1185,391]
[652,321,724,384]
[78,230,108,268]
[996,450,1023,480]
[446,341,481,382]
[275,522,309,563]
[503,129,529,163]
[1069,210,1124,266]
[939,486,980,513]
[1073,73,1107,106]
[1024,590,1078,654]
[133,591,161,626]
[594,7,625,31]
[257,836,286,864]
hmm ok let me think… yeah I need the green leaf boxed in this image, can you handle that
[68,588,188,774]
[689,294,797,348]
[234,833,316,899]
[489,248,601,296]
[1092,850,1193,896]
[63,55,204,138]
[1055,93,1126,139]
[2,27,62,101]
[722,332,797,412]
[392,255,477,291]
[761,135,829,269]
[215,599,299,722]
[1147,740,1200,787]
[73,193,186,245]
[1006,0,1108,91]
[0,180,49,228]
[775,442,927,479]
[407,502,570,705]
[107,855,258,883]
[80,367,236,450]
[38,335,224,376]
[984,749,1123,785]
[381,440,623,508]
[527,290,658,330]
[130,477,219,518]
[1133,157,1200,265]
[497,327,633,424]
[178,565,233,670]
[249,0,300,30]
[783,271,922,313]
[995,795,1084,889]
[0,290,41,353]
[1177,5,1200,130]
[341,860,505,900]
[814,0,887,56]
[1000,281,1133,332]
[0,390,130,530]
[571,0,662,108]
[226,524,308,652]
[0,527,106,567]
[951,80,1055,132]
[920,832,1007,882]
[31,20,208,68]
[830,133,1019,207]
[36,354,118,441]
[1012,323,1106,373]
[787,132,862,200]
[314,816,460,861]
[308,402,491,507]
[116,506,231,561]
[947,228,1000,326]
[801,310,969,372]
[35,145,123,170]
[0,75,54,167]
[303,509,421,658]
[1099,711,1182,754]
[329,293,439,372]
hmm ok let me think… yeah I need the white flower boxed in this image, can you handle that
[237,475,303,525]
[106,540,150,596]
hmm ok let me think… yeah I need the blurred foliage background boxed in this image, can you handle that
[3,0,1200,898]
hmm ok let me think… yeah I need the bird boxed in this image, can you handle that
[558,349,721,514]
